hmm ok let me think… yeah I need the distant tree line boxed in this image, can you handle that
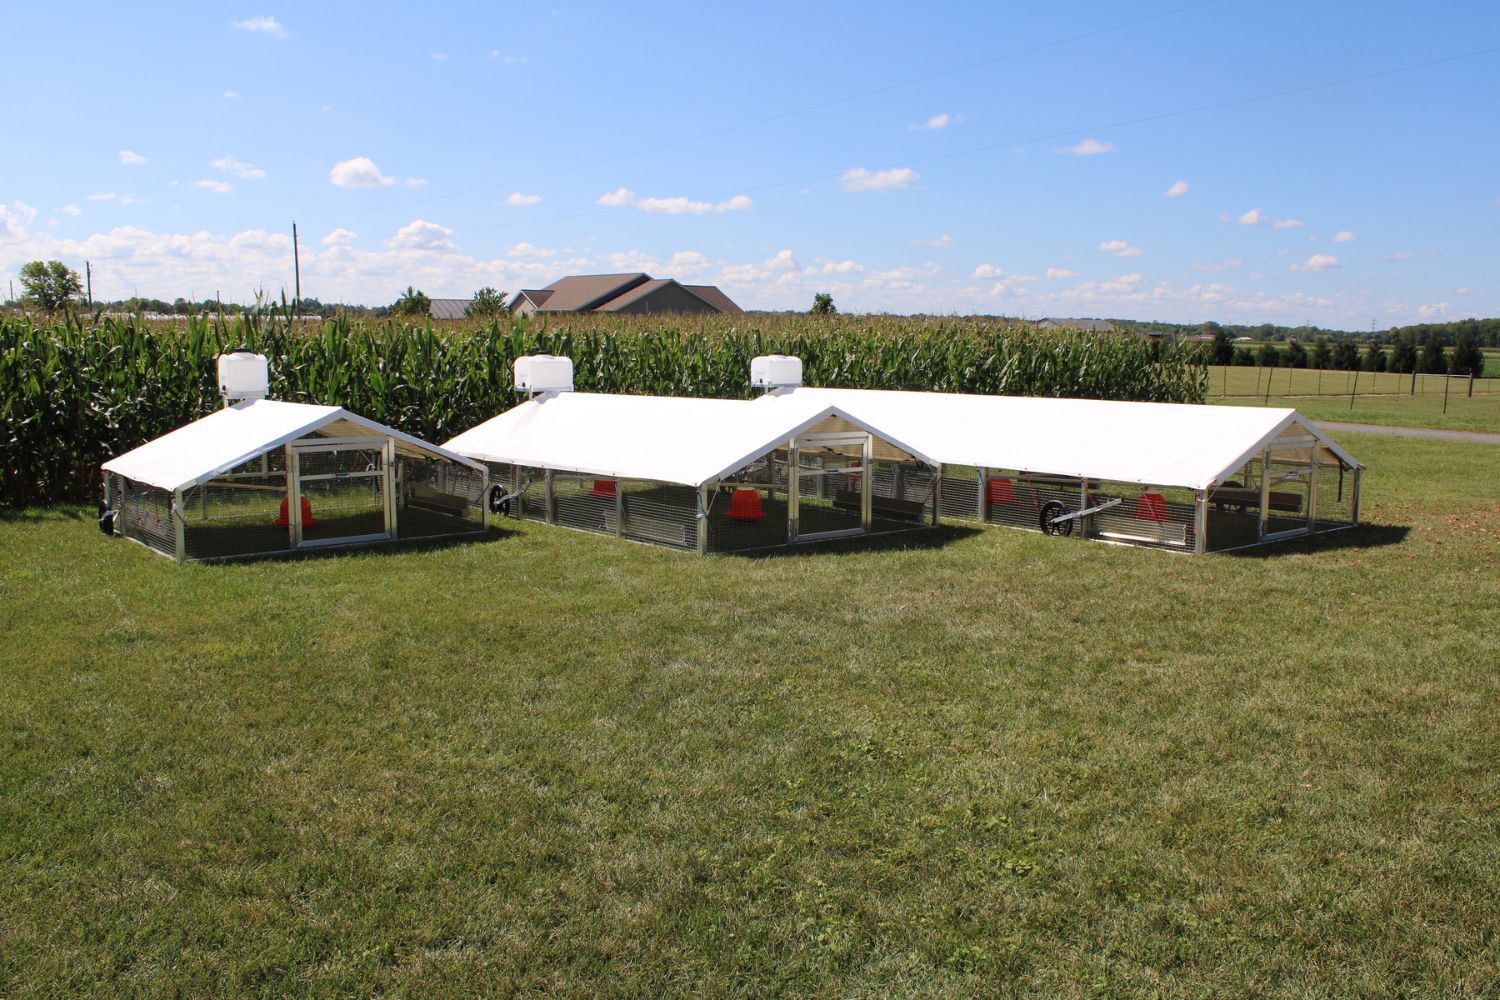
[1206,327,1485,377]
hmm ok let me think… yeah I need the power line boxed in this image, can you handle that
[299,0,1223,224]
[437,44,1500,237]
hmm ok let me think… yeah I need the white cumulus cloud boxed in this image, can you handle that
[1272,218,1305,229]
[597,187,636,207]
[62,203,82,217]
[507,241,556,259]
[1044,267,1077,280]
[231,16,286,38]
[1060,138,1115,156]
[912,234,955,247]
[1332,230,1356,242]
[636,194,752,215]
[386,219,454,252]
[194,179,234,194]
[1164,180,1189,197]
[322,228,356,246]
[119,150,147,166]
[840,166,918,192]
[1290,253,1339,273]
[925,113,950,130]
[507,192,542,206]
[330,156,395,188]
[1237,208,1264,226]
[0,201,37,241]
[211,155,266,180]
[973,264,1003,279]
[1099,239,1142,257]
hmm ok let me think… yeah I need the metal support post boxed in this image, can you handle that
[860,437,874,534]
[1257,450,1272,542]
[615,480,625,536]
[544,470,555,524]
[1193,492,1208,554]
[172,489,186,561]
[976,467,988,523]
[1351,468,1362,525]
[697,484,710,554]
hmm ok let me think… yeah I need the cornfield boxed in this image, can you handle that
[0,311,1207,507]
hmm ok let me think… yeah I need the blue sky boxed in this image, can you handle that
[2,1,1496,327]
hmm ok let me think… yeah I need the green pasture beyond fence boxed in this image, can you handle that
[1207,364,1496,401]
[0,312,1207,507]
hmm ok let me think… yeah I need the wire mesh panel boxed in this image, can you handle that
[794,449,864,538]
[710,451,792,552]
[398,457,484,538]
[1205,463,1266,552]
[939,465,981,521]
[181,455,292,560]
[511,465,549,523]
[1089,482,1199,550]
[1313,461,1356,531]
[868,460,937,529]
[295,446,388,544]
[552,472,620,536]
[621,481,697,549]
[119,478,178,557]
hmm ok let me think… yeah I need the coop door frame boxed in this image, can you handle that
[788,430,873,543]
[1257,438,1319,544]
[287,436,395,548]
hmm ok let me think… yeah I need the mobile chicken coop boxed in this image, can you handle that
[99,352,488,561]
[443,355,943,552]
[761,388,1363,553]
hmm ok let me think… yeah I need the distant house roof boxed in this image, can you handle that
[509,273,741,314]
[1038,317,1116,333]
[429,298,471,321]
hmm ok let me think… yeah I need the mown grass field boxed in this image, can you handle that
[1206,365,1500,433]
[2,432,1497,996]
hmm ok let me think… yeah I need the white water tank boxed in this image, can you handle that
[514,353,574,394]
[218,351,269,405]
[750,354,803,389]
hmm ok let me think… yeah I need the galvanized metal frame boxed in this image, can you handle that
[290,435,393,550]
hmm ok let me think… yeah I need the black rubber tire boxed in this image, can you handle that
[1040,499,1073,537]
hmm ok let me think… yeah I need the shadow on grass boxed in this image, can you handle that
[0,506,91,523]
[1222,522,1410,558]
[138,525,515,567]
[725,524,983,560]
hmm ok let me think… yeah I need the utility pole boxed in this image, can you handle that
[85,261,93,307]
[291,221,301,315]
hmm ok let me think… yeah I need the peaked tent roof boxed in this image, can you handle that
[442,392,938,488]
[757,388,1359,491]
[103,399,483,493]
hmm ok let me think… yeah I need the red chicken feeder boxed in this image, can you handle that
[728,488,764,522]
[276,495,316,528]
[590,479,617,498]
[985,476,1015,504]
[1135,492,1168,522]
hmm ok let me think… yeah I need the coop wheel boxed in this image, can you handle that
[1040,500,1073,537]
[488,484,511,515]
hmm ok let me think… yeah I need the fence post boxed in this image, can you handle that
[1444,374,1451,414]
[1469,373,1475,398]
[1349,368,1359,411]
[1410,368,1417,395]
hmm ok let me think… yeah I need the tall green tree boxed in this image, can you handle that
[390,286,432,318]
[1257,341,1280,367]
[465,287,507,318]
[1389,336,1417,374]
[1332,340,1361,370]
[1310,337,1332,369]
[1232,347,1255,366]
[810,292,836,316]
[1418,333,1448,374]
[18,260,83,314]
[1449,331,1485,378]
[1211,328,1234,365]
[1284,340,1308,368]
[1363,341,1387,372]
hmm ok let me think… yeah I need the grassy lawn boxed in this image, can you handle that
[1207,366,1500,433]
[2,432,1497,996]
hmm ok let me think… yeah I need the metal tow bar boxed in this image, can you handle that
[1041,496,1122,537]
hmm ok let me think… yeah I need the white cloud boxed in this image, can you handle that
[1059,138,1115,156]
[62,203,81,217]
[0,201,37,241]
[1380,251,1417,261]
[330,156,395,188]
[404,177,427,187]
[636,193,752,215]
[1229,207,1306,229]
[840,166,918,192]
[211,155,266,180]
[1456,287,1469,295]
[1418,302,1450,318]
[86,192,116,202]
[507,241,556,259]
[1236,208,1264,226]
[507,192,542,206]
[926,113,950,130]
[1290,253,1339,273]
[597,187,636,207]
[322,228,356,246]
[223,90,241,100]
[386,219,455,252]
[489,51,526,64]
[912,234,955,247]
[231,16,286,39]
[1164,180,1189,197]
[1190,258,1242,272]
[1272,218,1305,229]
[669,250,712,273]
[814,258,863,275]
[193,179,234,194]
[118,194,146,206]
[1044,267,1077,280]
[119,150,146,166]
[1332,230,1356,242]
[973,263,1003,279]
[1099,239,1142,257]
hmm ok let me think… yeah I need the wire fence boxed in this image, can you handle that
[1207,365,1496,400]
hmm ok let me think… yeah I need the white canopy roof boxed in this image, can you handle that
[442,391,938,487]
[102,399,482,493]
[759,388,1359,490]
